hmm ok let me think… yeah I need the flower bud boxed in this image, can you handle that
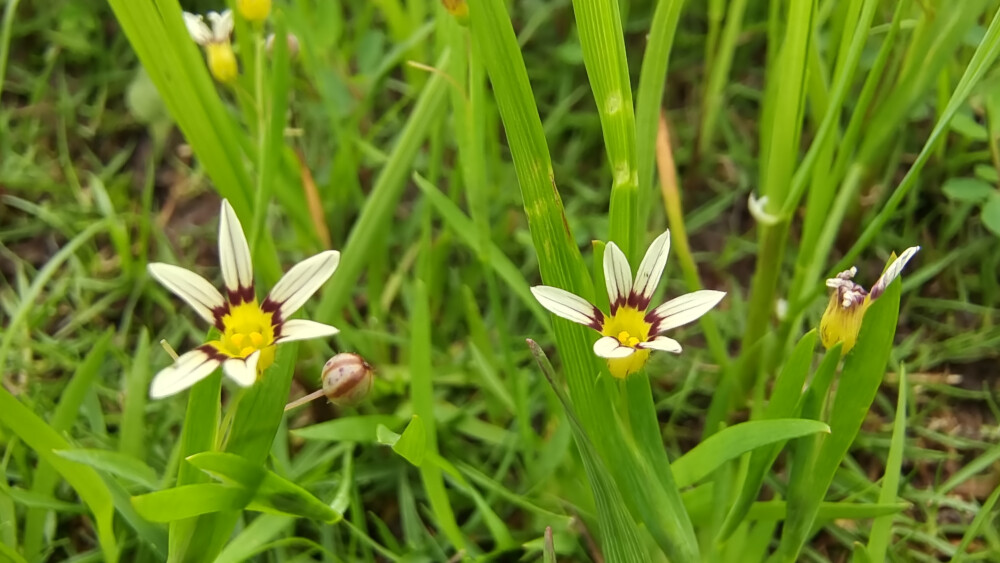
[237,0,271,23]
[266,33,300,58]
[441,0,469,24]
[322,353,373,407]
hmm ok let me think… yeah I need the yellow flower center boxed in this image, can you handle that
[600,306,653,379]
[206,42,238,83]
[211,301,276,371]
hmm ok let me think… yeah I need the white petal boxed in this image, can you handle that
[530,286,603,329]
[206,10,234,42]
[147,263,225,325]
[593,336,635,359]
[870,246,920,299]
[638,335,682,353]
[603,242,633,312]
[183,12,212,45]
[649,290,726,333]
[150,347,221,399]
[630,230,671,310]
[275,319,340,343]
[218,199,254,300]
[748,193,780,226]
[265,251,340,319]
[222,351,259,387]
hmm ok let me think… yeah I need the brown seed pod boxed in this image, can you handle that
[322,353,374,407]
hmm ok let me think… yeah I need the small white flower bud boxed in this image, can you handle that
[322,353,373,407]
[266,33,300,58]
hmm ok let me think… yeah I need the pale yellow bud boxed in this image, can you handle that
[322,353,374,407]
[237,0,271,23]
[206,42,238,83]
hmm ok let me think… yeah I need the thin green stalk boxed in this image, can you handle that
[698,0,748,156]
[737,0,814,397]
[571,0,639,257]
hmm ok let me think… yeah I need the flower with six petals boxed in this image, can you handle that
[531,231,725,379]
[147,200,340,398]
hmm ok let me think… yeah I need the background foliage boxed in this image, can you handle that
[2,0,1000,561]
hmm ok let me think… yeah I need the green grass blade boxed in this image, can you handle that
[738,0,815,395]
[313,56,449,323]
[409,280,465,551]
[120,328,150,462]
[672,419,829,489]
[412,172,549,327]
[571,0,638,255]
[0,391,118,562]
[54,449,160,490]
[468,1,699,558]
[834,6,1000,273]
[720,331,818,538]
[528,340,647,563]
[779,272,902,561]
[867,363,908,560]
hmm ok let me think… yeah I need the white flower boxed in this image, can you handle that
[183,10,234,46]
[147,200,340,399]
[531,230,725,378]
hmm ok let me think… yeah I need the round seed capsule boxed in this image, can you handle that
[322,353,374,407]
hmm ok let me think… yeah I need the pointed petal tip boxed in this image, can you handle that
[530,285,602,329]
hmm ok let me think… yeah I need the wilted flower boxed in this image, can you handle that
[819,246,920,354]
[322,353,374,407]
[183,10,238,83]
[147,199,340,398]
[531,230,725,379]
[237,0,272,23]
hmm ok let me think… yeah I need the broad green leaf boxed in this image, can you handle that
[980,192,1000,236]
[942,177,995,203]
[672,419,830,489]
[54,448,160,490]
[22,329,113,559]
[293,415,401,442]
[381,416,427,468]
[132,484,250,522]
[0,336,118,561]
